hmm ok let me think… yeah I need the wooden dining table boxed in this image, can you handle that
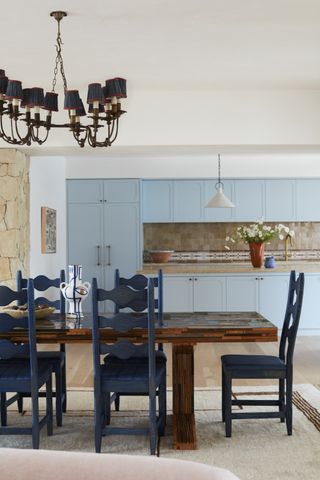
[1,311,277,450]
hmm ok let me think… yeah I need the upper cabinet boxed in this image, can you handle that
[142,178,320,223]
[142,180,173,222]
[265,180,296,221]
[233,180,264,221]
[67,179,139,204]
[173,180,204,222]
[296,179,320,221]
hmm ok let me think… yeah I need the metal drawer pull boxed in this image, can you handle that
[97,246,101,266]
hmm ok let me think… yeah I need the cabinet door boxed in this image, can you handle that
[67,180,103,204]
[298,274,320,331]
[142,180,173,222]
[204,180,235,222]
[193,276,226,311]
[258,275,289,329]
[163,276,193,312]
[226,276,258,311]
[104,180,139,203]
[265,180,295,221]
[67,203,104,312]
[104,203,140,291]
[173,180,204,222]
[234,180,264,221]
[296,179,320,221]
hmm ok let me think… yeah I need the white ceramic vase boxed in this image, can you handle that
[60,265,91,318]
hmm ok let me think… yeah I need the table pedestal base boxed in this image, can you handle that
[172,344,197,449]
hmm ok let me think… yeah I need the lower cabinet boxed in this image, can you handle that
[163,272,319,333]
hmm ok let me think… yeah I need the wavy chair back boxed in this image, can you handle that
[279,270,305,368]
[16,270,66,314]
[0,281,37,374]
[92,278,156,389]
[114,269,163,325]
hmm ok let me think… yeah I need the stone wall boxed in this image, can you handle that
[0,149,30,289]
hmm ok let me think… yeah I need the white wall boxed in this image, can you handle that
[29,156,67,279]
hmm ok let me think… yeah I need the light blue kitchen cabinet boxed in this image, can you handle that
[296,179,320,221]
[258,274,289,329]
[193,276,226,311]
[226,276,258,311]
[67,179,141,312]
[234,180,265,222]
[142,180,173,222]
[173,180,204,222]
[67,179,103,204]
[103,179,140,203]
[163,275,226,312]
[265,180,296,221]
[298,274,320,331]
[204,180,235,222]
[163,276,193,312]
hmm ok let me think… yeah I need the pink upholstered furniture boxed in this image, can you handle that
[0,448,240,480]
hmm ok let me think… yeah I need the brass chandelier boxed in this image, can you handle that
[0,11,126,148]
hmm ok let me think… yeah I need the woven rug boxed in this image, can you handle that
[1,384,320,480]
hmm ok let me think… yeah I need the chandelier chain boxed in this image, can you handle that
[52,18,68,92]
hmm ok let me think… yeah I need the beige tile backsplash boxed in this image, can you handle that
[144,222,320,252]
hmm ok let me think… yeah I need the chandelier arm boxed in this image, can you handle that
[12,116,33,145]
[73,127,88,148]
[109,118,119,145]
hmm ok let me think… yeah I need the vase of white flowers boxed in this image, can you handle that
[226,221,294,268]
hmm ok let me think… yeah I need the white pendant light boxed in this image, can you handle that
[205,154,235,208]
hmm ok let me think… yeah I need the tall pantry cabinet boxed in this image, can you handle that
[67,179,141,311]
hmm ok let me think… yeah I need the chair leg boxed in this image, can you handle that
[46,376,53,436]
[114,393,120,411]
[149,394,157,455]
[94,392,102,453]
[224,373,232,438]
[31,393,40,449]
[158,377,166,437]
[1,392,7,426]
[221,366,226,422]
[54,366,63,427]
[105,393,111,426]
[60,344,67,412]
[17,393,23,414]
[286,375,293,436]
[279,378,285,423]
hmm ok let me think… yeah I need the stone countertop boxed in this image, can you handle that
[137,261,320,275]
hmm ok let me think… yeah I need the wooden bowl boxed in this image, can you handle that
[149,250,174,263]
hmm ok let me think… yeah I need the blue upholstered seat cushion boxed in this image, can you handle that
[0,359,52,391]
[100,361,166,393]
[221,355,286,377]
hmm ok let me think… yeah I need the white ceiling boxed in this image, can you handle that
[1,0,320,154]
[2,0,320,90]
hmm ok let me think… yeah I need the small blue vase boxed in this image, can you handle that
[264,256,276,268]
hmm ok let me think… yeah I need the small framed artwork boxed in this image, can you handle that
[41,207,57,254]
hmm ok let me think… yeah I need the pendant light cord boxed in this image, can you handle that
[216,153,223,190]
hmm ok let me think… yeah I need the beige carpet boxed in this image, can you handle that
[2,385,320,480]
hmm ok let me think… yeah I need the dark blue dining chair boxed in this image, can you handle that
[92,278,166,454]
[16,270,66,426]
[0,280,53,449]
[221,270,305,437]
[109,269,166,412]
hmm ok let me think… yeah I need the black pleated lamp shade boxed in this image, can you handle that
[76,99,86,117]
[20,88,32,108]
[115,77,127,98]
[104,78,122,99]
[5,80,23,100]
[64,90,82,110]
[88,102,104,113]
[87,83,104,104]
[44,92,59,112]
[29,87,45,107]
[0,71,8,94]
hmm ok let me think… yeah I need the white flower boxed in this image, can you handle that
[224,245,230,250]
[226,236,230,241]
[289,230,295,237]
[279,234,284,240]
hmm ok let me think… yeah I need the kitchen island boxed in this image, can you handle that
[138,261,320,334]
